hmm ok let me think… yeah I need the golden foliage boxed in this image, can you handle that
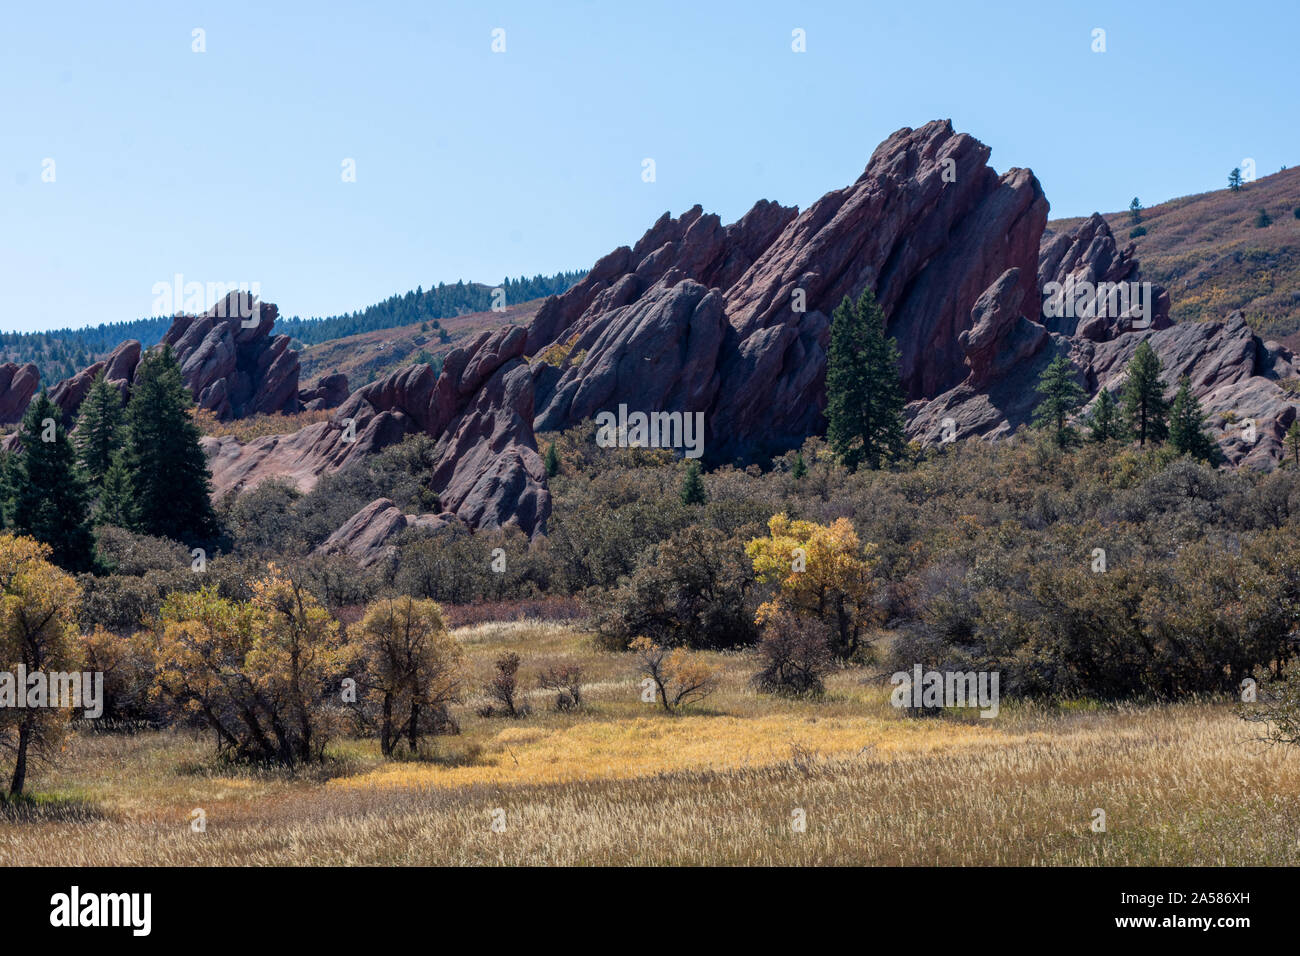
[746,514,882,657]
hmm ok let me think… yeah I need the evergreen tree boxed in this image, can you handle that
[9,391,93,570]
[825,288,907,471]
[1087,388,1124,442]
[1255,207,1273,228]
[1287,420,1300,469]
[96,450,137,528]
[1121,341,1169,446]
[75,370,127,490]
[544,442,560,478]
[1128,197,1143,224]
[1031,355,1086,448]
[1228,168,1243,192]
[792,452,807,479]
[680,460,707,506]
[1168,376,1222,464]
[125,346,217,542]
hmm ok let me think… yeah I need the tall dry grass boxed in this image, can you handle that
[2,623,1297,865]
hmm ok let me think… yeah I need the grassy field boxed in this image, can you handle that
[3,621,1298,866]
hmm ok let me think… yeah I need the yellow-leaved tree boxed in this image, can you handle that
[745,514,882,659]
[0,534,84,796]
[351,597,464,756]
[153,565,352,766]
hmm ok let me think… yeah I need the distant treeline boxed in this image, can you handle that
[1,270,584,382]
[273,271,586,346]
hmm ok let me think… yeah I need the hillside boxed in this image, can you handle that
[0,270,582,386]
[297,297,547,388]
[1048,165,1300,338]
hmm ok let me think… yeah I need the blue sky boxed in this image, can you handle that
[3,0,1296,333]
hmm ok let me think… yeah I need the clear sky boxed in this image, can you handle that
[3,0,1296,333]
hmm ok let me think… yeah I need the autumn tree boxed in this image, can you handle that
[352,597,464,755]
[485,651,525,718]
[629,636,720,713]
[0,534,84,796]
[746,514,881,659]
[537,663,585,711]
[153,568,351,766]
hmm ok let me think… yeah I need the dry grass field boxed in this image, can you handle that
[3,621,1298,866]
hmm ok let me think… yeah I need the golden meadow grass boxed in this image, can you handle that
[3,621,1299,865]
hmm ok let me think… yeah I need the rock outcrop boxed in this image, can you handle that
[204,119,1300,544]
[161,292,299,419]
[299,373,349,410]
[14,119,1282,545]
[909,216,1295,463]
[312,497,462,567]
[4,292,302,429]
[0,364,40,424]
[204,324,552,534]
[529,119,1049,461]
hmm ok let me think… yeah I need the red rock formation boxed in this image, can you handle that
[299,372,349,410]
[192,120,1300,542]
[312,497,462,567]
[0,363,40,424]
[206,324,551,534]
[162,292,299,419]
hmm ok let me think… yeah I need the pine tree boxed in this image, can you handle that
[1087,388,1124,442]
[1128,197,1143,224]
[825,288,907,471]
[10,391,93,570]
[1031,355,1086,448]
[544,442,560,478]
[1168,376,1222,464]
[75,369,127,491]
[792,452,807,479]
[1229,168,1243,192]
[95,450,137,528]
[1287,420,1300,469]
[125,346,217,542]
[1121,340,1169,446]
[680,460,707,506]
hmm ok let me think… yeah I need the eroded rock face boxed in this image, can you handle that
[311,497,463,567]
[1078,313,1297,468]
[200,119,1300,543]
[20,293,300,429]
[162,292,299,419]
[908,213,1295,468]
[1038,213,1172,339]
[300,372,349,410]
[526,120,1050,461]
[0,364,41,424]
[206,324,552,535]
